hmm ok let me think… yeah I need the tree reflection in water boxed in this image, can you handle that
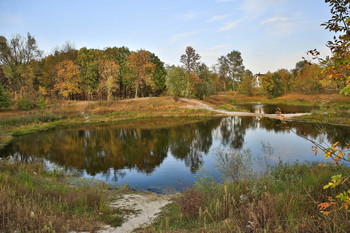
[1,117,349,184]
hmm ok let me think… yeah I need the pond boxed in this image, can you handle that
[1,117,349,193]
[237,104,318,114]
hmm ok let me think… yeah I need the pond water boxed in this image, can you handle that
[237,104,318,114]
[1,117,349,193]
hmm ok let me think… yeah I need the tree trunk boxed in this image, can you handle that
[135,86,138,98]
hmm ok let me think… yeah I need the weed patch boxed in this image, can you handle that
[0,160,123,232]
[147,163,350,232]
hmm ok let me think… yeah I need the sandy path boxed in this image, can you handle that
[99,193,172,233]
[179,98,310,119]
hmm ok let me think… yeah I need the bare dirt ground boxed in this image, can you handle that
[99,193,172,233]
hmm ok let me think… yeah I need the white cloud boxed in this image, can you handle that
[178,11,199,20]
[171,29,209,42]
[242,0,287,12]
[218,20,240,32]
[208,44,231,50]
[260,16,297,35]
[0,12,24,27]
[261,17,289,25]
[206,14,230,22]
[201,52,221,59]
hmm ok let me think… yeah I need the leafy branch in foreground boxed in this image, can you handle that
[307,0,350,95]
[276,108,350,216]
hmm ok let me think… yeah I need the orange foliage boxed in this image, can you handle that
[54,60,81,99]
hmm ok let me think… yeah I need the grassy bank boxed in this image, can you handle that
[0,160,124,232]
[146,163,350,233]
[206,93,350,126]
[0,97,214,149]
[295,103,350,126]
[1,94,349,149]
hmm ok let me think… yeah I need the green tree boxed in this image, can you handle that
[103,46,131,99]
[261,72,282,98]
[194,63,217,99]
[227,50,245,85]
[217,56,231,90]
[76,48,100,100]
[150,53,167,96]
[237,72,255,96]
[166,66,189,97]
[217,50,245,90]
[0,84,10,108]
[180,46,201,74]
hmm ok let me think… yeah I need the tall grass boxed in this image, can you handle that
[0,112,65,127]
[0,160,122,232]
[148,163,350,232]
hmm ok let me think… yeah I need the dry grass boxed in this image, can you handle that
[276,93,350,103]
[206,92,350,106]
[146,163,350,233]
[0,161,122,232]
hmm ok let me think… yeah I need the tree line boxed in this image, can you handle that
[0,35,168,103]
[238,60,343,98]
[0,31,347,109]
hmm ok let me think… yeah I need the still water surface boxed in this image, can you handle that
[1,117,348,193]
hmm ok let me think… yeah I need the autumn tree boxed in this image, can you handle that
[292,60,310,76]
[126,50,156,98]
[98,60,120,100]
[0,33,42,95]
[40,49,78,98]
[54,60,81,99]
[102,47,131,98]
[180,46,201,74]
[293,63,323,94]
[310,0,350,95]
[276,69,294,94]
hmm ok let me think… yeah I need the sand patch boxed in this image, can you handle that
[99,193,172,233]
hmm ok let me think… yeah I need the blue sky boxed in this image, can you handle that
[0,0,334,73]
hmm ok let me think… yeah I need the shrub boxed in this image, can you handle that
[0,85,10,108]
[36,96,47,109]
[178,188,204,218]
[17,95,34,110]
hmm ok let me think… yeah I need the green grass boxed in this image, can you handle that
[0,112,66,127]
[296,103,350,126]
[146,163,350,233]
[0,160,123,232]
